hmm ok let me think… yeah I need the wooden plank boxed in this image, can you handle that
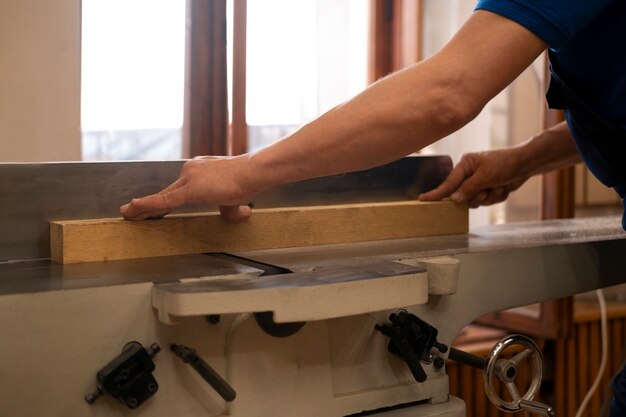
[566,329,578,417]
[473,367,486,416]
[575,300,626,323]
[603,321,616,411]
[577,324,589,416]
[611,320,624,387]
[51,201,468,264]
[589,321,601,416]
[448,362,459,399]
[460,364,474,415]
[554,339,566,416]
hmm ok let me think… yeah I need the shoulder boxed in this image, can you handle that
[475,0,619,47]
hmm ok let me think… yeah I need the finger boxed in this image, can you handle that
[162,178,188,193]
[192,155,221,161]
[449,170,495,203]
[219,205,252,223]
[468,191,489,208]
[119,178,187,219]
[419,164,471,202]
[482,188,510,206]
[140,209,174,220]
[120,200,172,221]
[121,187,188,220]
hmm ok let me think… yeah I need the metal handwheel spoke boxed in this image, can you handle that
[505,381,522,402]
[510,348,533,366]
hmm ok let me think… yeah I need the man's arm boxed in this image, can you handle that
[419,121,582,208]
[121,10,548,220]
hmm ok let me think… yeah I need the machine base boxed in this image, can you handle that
[367,396,465,416]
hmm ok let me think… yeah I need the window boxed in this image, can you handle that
[230,0,370,152]
[82,0,368,159]
[81,0,186,160]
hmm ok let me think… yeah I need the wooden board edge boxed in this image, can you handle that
[51,201,468,264]
[50,222,64,264]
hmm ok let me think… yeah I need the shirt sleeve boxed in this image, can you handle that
[475,0,617,47]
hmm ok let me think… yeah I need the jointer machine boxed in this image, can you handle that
[1,156,626,417]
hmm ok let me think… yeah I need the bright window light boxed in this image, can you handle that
[244,0,370,150]
[81,0,185,160]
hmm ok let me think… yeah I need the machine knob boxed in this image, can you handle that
[483,334,554,416]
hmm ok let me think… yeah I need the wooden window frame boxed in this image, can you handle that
[369,0,423,83]
[184,0,229,157]
[187,0,415,156]
[229,0,247,156]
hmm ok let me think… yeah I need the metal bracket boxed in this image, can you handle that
[85,341,160,409]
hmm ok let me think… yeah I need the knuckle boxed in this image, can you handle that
[183,160,198,170]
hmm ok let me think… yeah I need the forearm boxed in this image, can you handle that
[237,10,547,197]
[518,121,581,177]
[243,62,471,194]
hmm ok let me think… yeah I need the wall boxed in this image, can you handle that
[0,0,81,162]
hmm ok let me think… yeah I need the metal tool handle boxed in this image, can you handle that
[519,399,556,416]
[374,322,427,383]
[483,334,554,416]
[171,344,236,402]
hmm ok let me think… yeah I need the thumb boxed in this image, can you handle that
[449,172,491,203]
[419,163,471,202]
[219,205,252,223]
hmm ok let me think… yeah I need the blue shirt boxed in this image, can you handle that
[475,0,626,231]
[475,0,626,129]
[475,3,626,415]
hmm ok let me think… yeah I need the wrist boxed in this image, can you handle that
[511,140,538,179]
[234,151,281,200]
[231,153,260,200]
[519,122,579,177]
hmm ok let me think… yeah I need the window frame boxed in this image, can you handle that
[184,0,229,157]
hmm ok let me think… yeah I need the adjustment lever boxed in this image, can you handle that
[171,344,236,402]
[375,322,427,382]
[375,310,448,383]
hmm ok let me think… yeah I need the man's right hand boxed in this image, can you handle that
[419,121,581,208]
[419,148,531,208]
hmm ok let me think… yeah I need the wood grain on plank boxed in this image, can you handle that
[50,201,468,264]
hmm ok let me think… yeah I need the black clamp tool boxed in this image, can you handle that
[375,310,448,382]
[85,341,161,409]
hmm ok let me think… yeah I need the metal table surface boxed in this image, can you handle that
[0,254,261,295]
[242,216,626,269]
[1,216,624,296]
